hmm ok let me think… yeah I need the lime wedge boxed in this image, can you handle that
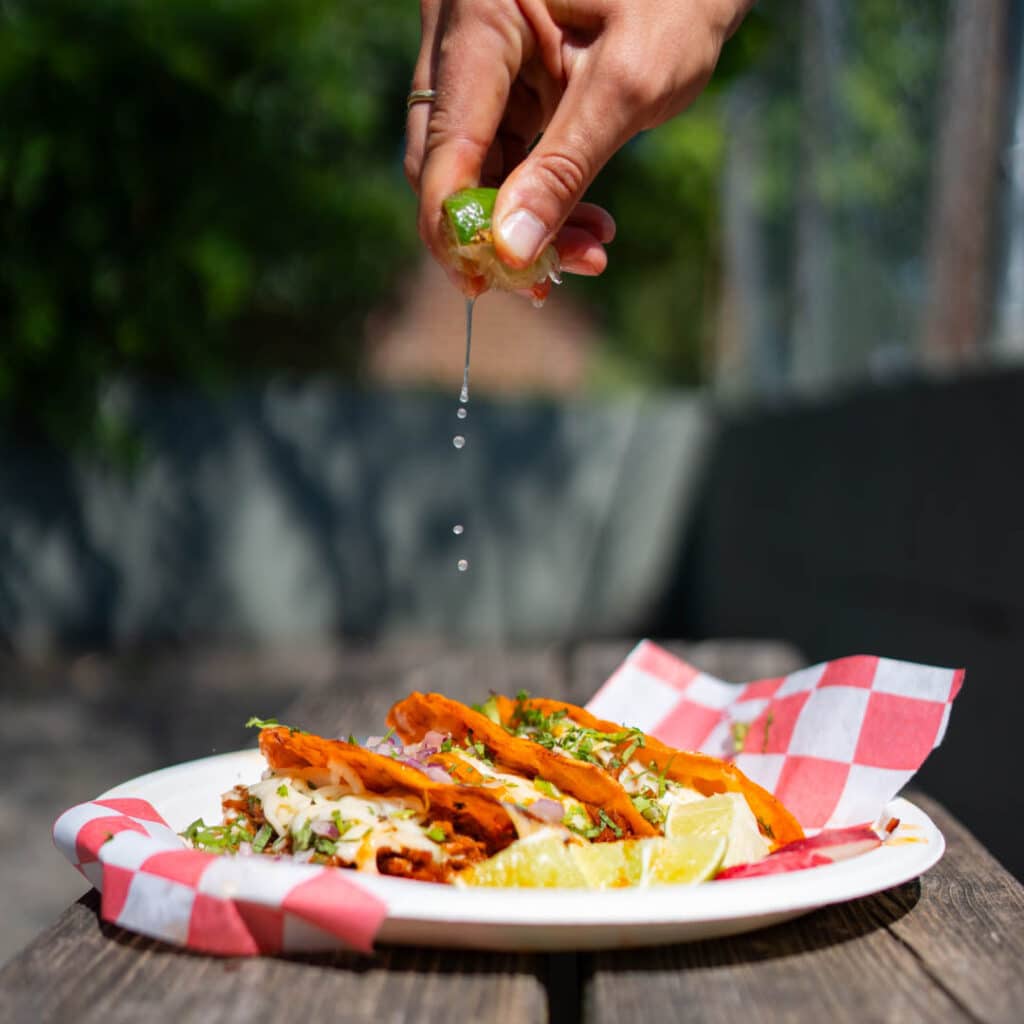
[441,187,560,298]
[459,832,725,889]
[459,832,587,888]
[641,834,726,885]
[571,839,645,888]
[665,793,770,868]
[442,188,497,247]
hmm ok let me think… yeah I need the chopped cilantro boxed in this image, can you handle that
[183,818,204,840]
[440,737,453,753]
[245,715,306,734]
[314,837,337,857]
[657,756,676,799]
[620,737,643,763]
[631,794,665,826]
[533,777,560,798]
[276,783,289,797]
[507,696,644,769]
[292,819,313,852]
[181,817,254,854]
[393,808,418,820]
[598,809,623,839]
[563,807,601,840]
[331,811,355,836]
[425,825,447,843]
[347,734,357,745]
[251,824,274,853]
[476,695,502,724]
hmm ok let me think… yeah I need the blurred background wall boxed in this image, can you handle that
[2,0,1024,950]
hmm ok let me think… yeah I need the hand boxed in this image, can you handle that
[404,0,751,294]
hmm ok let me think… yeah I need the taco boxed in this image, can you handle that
[184,726,520,882]
[489,693,805,849]
[387,693,657,841]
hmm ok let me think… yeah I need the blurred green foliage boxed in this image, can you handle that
[2,0,418,447]
[1,1,947,447]
[583,1,948,388]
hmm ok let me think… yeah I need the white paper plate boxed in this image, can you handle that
[101,749,944,951]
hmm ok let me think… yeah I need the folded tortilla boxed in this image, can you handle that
[258,727,517,855]
[387,693,658,839]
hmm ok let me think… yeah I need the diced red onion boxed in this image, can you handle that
[365,734,402,755]
[525,798,564,823]
[423,764,452,784]
[423,730,446,749]
[311,820,340,839]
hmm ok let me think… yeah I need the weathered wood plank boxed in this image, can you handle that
[0,893,547,1024]
[584,889,971,1024]
[878,793,1024,1024]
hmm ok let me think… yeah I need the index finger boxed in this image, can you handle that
[417,3,529,264]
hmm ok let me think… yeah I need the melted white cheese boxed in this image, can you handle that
[247,776,440,872]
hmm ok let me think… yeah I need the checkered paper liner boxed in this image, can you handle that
[589,642,964,830]
[53,642,963,955]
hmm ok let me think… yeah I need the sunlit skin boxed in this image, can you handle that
[404,0,753,296]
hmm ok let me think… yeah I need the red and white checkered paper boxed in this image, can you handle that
[589,641,964,830]
[53,641,963,955]
[52,798,386,955]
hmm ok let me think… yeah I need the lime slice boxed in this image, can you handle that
[571,839,645,888]
[460,832,725,888]
[459,832,587,888]
[665,793,770,868]
[442,187,560,299]
[641,834,726,885]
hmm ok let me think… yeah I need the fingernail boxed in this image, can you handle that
[497,209,547,264]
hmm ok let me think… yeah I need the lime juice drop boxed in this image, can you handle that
[452,298,474,572]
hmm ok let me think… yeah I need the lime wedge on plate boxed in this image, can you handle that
[665,793,770,868]
[460,833,588,888]
[460,832,725,888]
[641,835,726,885]
[571,839,645,888]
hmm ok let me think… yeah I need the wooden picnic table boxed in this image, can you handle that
[2,641,1022,1023]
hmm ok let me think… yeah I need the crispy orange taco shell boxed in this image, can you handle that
[386,693,657,839]
[492,697,804,847]
[258,727,516,854]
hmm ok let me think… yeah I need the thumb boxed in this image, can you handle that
[492,66,632,268]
